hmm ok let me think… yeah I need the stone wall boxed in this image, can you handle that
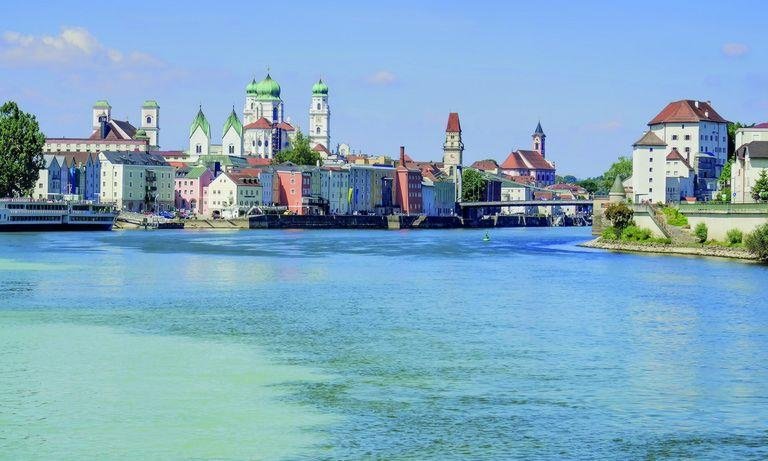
[681,212,768,241]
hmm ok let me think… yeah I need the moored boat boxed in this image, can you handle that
[0,197,117,231]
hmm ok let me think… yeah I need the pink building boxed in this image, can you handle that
[394,146,423,215]
[274,164,312,215]
[175,165,214,215]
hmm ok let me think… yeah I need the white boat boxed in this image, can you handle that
[0,196,117,231]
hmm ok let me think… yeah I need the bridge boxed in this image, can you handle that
[458,200,594,208]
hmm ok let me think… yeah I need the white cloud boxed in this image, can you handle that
[722,43,748,57]
[0,26,163,69]
[366,70,397,86]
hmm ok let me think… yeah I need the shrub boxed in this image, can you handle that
[694,222,708,243]
[620,225,652,242]
[601,227,618,240]
[662,207,688,226]
[726,228,743,246]
[604,202,633,231]
[745,224,768,260]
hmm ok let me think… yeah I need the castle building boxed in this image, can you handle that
[309,79,330,152]
[631,99,728,202]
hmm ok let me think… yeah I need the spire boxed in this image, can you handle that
[223,106,242,137]
[189,106,211,138]
[610,174,625,195]
[534,121,544,136]
[446,112,461,132]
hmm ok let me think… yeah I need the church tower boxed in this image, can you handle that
[189,106,211,157]
[442,112,463,170]
[532,121,546,157]
[92,100,111,131]
[309,79,330,150]
[222,107,243,156]
[140,100,160,149]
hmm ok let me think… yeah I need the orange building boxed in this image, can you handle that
[394,146,423,215]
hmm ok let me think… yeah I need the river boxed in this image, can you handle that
[1,228,767,460]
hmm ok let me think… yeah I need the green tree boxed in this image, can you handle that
[728,122,754,158]
[694,222,708,243]
[745,224,768,260]
[461,168,487,202]
[602,156,632,193]
[604,202,633,231]
[0,101,45,197]
[272,130,322,166]
[557,174,578,184]
[751,170,768,202]
[577,178,601,194]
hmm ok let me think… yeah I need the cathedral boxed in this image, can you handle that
[188,73,331,159]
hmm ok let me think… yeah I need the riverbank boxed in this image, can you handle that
[581,238,760,261]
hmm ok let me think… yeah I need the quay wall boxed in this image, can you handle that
[249,214,550,230]
[680,211,768,241]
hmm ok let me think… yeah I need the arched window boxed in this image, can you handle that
[250,103,254,110]
[316,126,321,134]
[258,140,262,147]
[146,116,152,125]
[195,144,201,154]
[265,140,269,147]
[317,103,321,110]
[272,107,278,121]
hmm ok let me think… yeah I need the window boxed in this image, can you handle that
[196,144,202,154]
[316,126,321,134]
[672,135,678,140]
[146,116,152,124]
[317,103,321,110]
[228,144,234,154]
[258,140,262,147]
[265,140,269,147]
[649,188,653,193]
[649,178,653,183]
[685,134,690,141]
[649,167,653,172]
[685,147,690,153]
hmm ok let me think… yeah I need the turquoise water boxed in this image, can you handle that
[1,228,767,460]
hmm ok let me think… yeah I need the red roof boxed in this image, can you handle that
[275,121,295,131]
[648,100,727,125]
[167,161,188,169]
[244,117,273,130]
[470,159,499,171]
[246,157,272,166]
[508,175,535,185]
[500,150,554,171]
[666,147,693,170]
[755,122,768,129]
[153,150,187,158]
[312,144,331,154]
[446,112,461,132]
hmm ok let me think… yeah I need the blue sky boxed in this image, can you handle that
[1,0,766,177]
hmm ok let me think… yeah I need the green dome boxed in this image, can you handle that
[254,73,281,100]
[312,79,328,95]
[134,129,148,139]
[246,78,258,95]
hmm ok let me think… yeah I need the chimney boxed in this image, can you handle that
[100,118,108,139]
[400,146,406,166]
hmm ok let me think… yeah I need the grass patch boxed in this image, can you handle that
[662,207,688,226]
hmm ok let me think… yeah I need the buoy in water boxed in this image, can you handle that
[483,232,490,242]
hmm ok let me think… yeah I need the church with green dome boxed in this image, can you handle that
[187,72,332,160]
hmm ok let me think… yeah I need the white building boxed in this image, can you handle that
[204,172,263,218]
[664,148,695,202]
[633,99,728,202]
[99,151,174,211]
[32,155,62,199]
[45,99,154,155]
[309,79,330,151]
